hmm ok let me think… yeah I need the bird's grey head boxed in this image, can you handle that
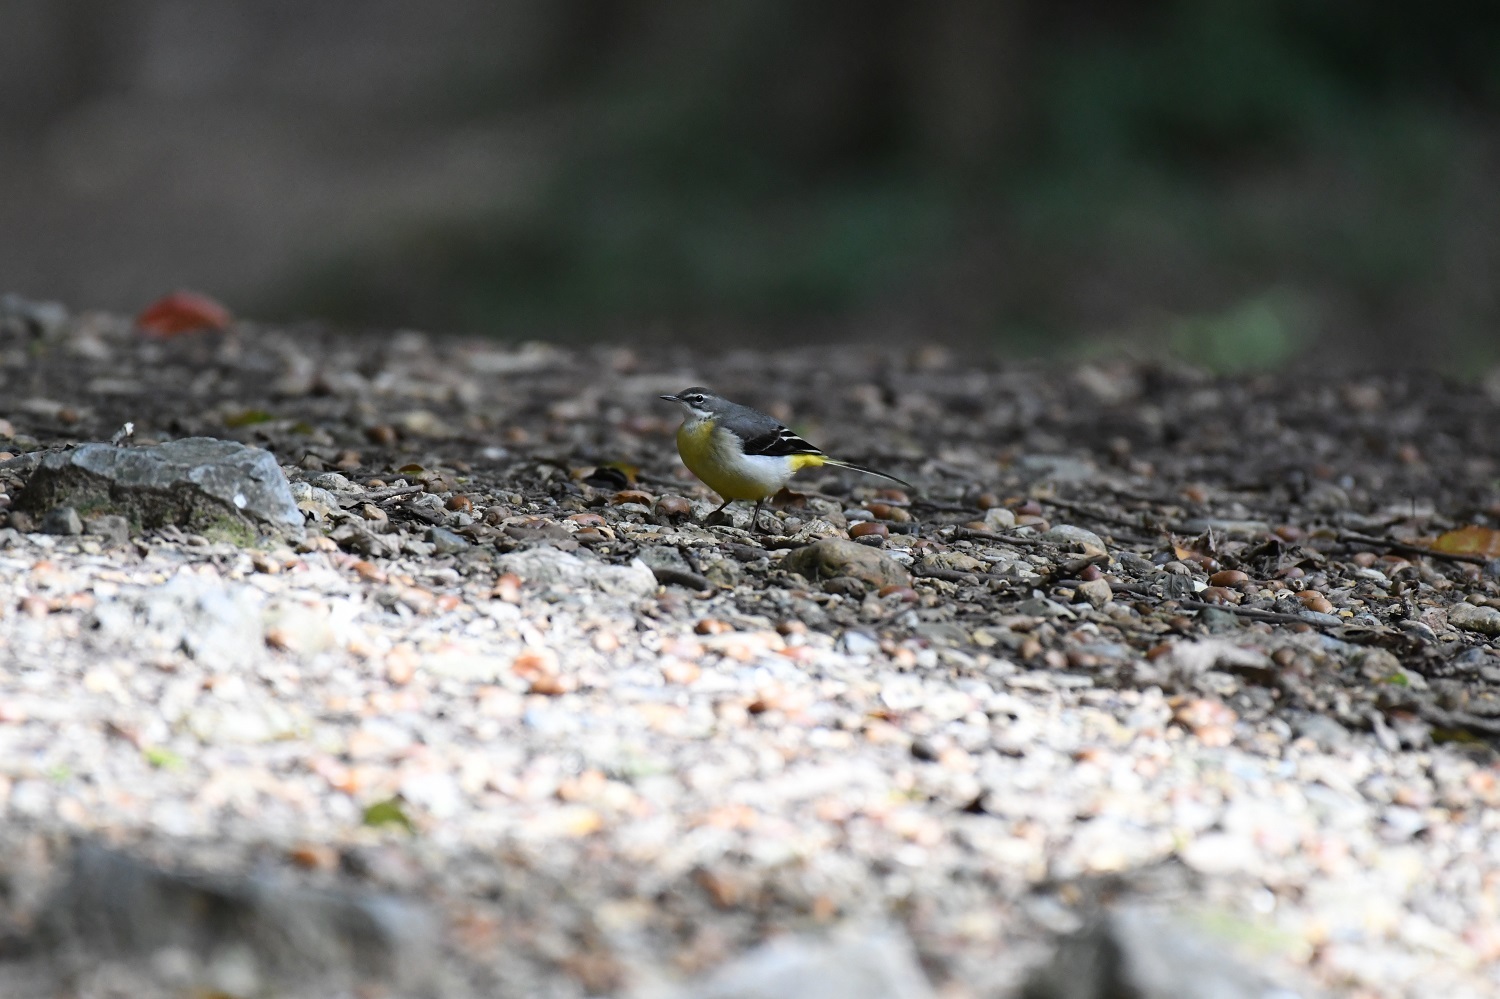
[659,386,721,421]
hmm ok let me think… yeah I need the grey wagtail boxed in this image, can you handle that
[659,387,912,528]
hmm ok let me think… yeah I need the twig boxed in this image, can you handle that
[910,499,984,515]
[1177,598,1336,628]
[651,566,713,591]
[368,484,426,504]
[911,566,986,585]
[1338,531,1488,566]
[951,527,1046,548]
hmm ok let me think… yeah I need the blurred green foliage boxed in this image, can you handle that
[297,0,1500,370]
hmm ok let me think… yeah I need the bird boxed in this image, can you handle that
[659,386,912,530]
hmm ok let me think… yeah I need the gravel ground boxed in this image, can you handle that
[0,301,1497,997]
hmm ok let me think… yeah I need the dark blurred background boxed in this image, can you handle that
[2,0,1498,371]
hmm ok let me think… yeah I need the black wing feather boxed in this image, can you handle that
[740,425,822,457]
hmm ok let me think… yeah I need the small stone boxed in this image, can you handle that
[920,551,985,573]
[428,527,470,554]
[1077,578,1113,609]
[1296,590,1334,615]
[365,424,399,446]
[839,631,882,656]
[655,495,692,519]
[40,506,83,535]
[982,506,1016,531]
[1040,524,1107,552]
[849,521,888,539]
[1448,602,1500,635]
[83,514,130,546]
[1208,569,1249,587]
[781,538,910,589]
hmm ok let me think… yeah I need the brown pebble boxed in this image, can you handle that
[655,495,692,518]
[512,648,559,682]
[492,573,522,603]
[1296,591,1334,614]
[364,424,399,446]
[1065,649,1099,669]
[567,512,607,528]
[1186,554,1220,574]
[1277,566,1304,579]
[1352,552,1377,568]
[1019,636,1043,660]
[1172,697,1238,746]
[446,494,473,512]
[610,490,655,506]
[1015,499,1043,516]
[1271,648,1297,668]
[661,659,701,685]
[1181,483,1209,504]
[874,488,909,504]
[351,560,387,583]
[849,521,888,539]
[1079,564,1103,582]
[695,619,733,635]
[1208,569,1249,587]
[287,844,338,870]
[18,596,49,618]
[1198,586,1240,605]
[1146,643,1174,660]
[876,585,919,602]
[976,492,1001,510]
[864,502,912,523]
[1274,525,1303,541]
[528,674,577,696]
[334,450,362,471]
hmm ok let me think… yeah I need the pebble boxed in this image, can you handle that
[39,506,83,536]
[1447,602,1500,635]
[1040,524,1107,552]
[1076,578,1113,609]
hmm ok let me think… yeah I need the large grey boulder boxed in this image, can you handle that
[1022,906,1303,999]
[679,925,934,999]
[16,437,303,541]
[33,842,434,997]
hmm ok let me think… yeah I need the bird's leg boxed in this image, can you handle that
[750,498,765,534]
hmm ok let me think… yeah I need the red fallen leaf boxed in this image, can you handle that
[136,290,231,338]
[1432,525,1500,558]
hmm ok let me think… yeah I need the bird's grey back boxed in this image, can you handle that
[706,396,785,438]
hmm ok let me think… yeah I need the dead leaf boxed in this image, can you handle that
[136,290,231,338]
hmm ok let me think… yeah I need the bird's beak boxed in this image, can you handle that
[659,393,680,403]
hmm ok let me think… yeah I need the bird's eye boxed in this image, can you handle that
[686,394,703,404]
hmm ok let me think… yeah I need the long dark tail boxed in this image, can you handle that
[822,458,914,491]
